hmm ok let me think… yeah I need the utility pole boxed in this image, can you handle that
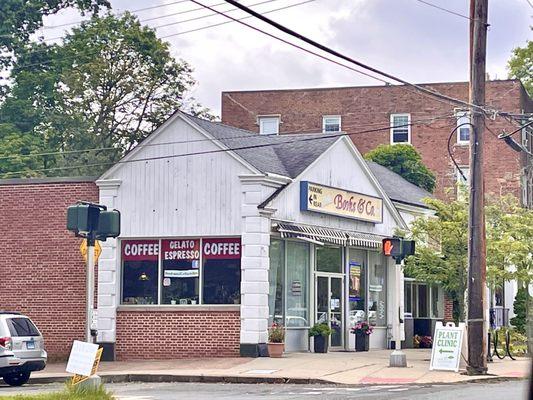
[86,234,96,343]
[467,0,488,375]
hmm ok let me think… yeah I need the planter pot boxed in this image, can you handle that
[355,330,370,352]
[267,342,284,358]
[313,335,329,353]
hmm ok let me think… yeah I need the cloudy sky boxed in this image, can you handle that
[40,0,532,116]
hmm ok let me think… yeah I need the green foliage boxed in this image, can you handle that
[309,323,332,337]
[404,194,533,322]
[508,36,532,95]
[0,13,212,177]
[0,382,114,399]
[0,0,110,73]
[268,323,285,343]
[364,144,436,192]
[510,288,530,334]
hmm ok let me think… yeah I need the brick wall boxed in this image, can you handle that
[222,80,532,202]
[115,310,240,360]
[0,179,98,361]
[444,294,454,322]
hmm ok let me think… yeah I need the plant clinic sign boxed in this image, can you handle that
[300,181,383,223]
[430,322,466,372]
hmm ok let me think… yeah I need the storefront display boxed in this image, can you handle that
[368,252,387,327]
[121,238,241,306]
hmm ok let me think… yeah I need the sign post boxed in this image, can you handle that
[430,321,466,372]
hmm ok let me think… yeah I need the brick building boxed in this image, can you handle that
[221,79,533,204]
[0,178,98,361]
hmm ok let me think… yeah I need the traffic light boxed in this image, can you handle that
[382,238,402,257]
[67,202,120,241]
[382,237,416,261]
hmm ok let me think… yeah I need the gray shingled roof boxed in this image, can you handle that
[185,114,433,208]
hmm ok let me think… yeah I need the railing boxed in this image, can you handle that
[489,307,509,328]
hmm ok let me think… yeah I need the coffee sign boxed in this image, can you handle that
[300,181,383,223]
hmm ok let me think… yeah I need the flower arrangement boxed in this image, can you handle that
[351,321,373,335]
[268,323,285,343]
[413,335,433,348]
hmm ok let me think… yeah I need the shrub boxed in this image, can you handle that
[309,323,332,338]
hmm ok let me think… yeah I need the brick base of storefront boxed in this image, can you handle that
[444,294,454,322]
[115,310,240,360]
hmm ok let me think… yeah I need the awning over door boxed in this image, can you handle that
[275,222,385,249]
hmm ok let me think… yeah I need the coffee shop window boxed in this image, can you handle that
[202,238,241,304]
[161,239,200,305]
[121,240,160,305]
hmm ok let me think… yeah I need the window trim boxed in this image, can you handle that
[257,114,281,135]
[390,113,411,145]
[456,110,471,145]
[322,115,342,133]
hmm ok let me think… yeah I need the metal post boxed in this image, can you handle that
[86,236,96,343]
[467,0,488,375]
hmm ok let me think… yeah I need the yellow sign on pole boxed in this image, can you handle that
[80,240,102,263]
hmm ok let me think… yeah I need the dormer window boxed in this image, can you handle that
[258,116,280,135]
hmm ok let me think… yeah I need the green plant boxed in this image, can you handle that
[308,323,332,338]
[510,287,530,334]
[0,382,115,399]
[268,323,285,343]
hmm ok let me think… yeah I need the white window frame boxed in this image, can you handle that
[390,113,411,144]
[456,110,471,145]
[257,115,280,135]
[322,115,341,133]
[456,165,470,200]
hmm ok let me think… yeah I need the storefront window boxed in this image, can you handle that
[269,239,285,325]
[161,239,200,305]
[368,252,386,326]
[431,284,440,318]
[417,284,429,318]
[348,249,366,326]
[316,246,342,273]
[202,238,241,304]
[285,241,309,327]
[121,240,159,305]
[404,281,413,316]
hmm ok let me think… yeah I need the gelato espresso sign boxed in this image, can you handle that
[300,181,383,223]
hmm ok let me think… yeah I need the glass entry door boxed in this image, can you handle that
[315,275,344,348]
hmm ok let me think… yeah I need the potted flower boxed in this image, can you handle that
[351,321,373,352]
[267,323,285,358]
[309,323,332,353]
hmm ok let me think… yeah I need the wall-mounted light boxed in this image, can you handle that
[139,272,150,281]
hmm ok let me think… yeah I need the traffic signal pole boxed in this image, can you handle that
[467,0,488,375]
[86,234,96,343]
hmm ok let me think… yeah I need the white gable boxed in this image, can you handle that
[98,115,256,237]
[269,137,406,236]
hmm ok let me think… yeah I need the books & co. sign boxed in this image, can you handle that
[300,181,383,223]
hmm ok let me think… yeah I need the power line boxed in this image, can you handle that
[497,119,533,139]
[1,115,454,177]
[525,0,533,9]
[0,112,453,162]
[214,0,502,117]
[412,0,473,21]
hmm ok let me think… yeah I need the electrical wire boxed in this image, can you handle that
[497,119,533,139]
[447,122,473,181]
[412,0,473,21]
[215,0,499,117]
[0,112,454,162]
[0,115,452,177]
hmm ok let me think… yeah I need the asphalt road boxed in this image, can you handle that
[0,380,529,399]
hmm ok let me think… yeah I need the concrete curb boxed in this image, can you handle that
[29,373,526,387]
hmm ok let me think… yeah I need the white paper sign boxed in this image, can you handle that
[430,322,465,372]
[164,269,199,278]
[66,341,99,376]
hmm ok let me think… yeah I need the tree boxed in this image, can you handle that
[510,288,529,334]
[364,144,436,192]
[404,194,533,322]
[0,13,211,177]
[0,0,109,74]
[508,37,532,96]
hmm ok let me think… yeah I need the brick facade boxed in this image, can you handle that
[0,179,98,361]
[444,294,454,322]
[115,310,240,360]
[221,80,532,202]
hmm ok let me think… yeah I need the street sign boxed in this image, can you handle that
[430,322,466,372]
[80,239,102,263]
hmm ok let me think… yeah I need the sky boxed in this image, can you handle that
[39,0,532,116]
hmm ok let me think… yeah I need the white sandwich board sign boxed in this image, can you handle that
[430,322,466,372]
[66,340,99,377]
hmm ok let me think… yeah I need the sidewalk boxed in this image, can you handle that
[32,349,531,386]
